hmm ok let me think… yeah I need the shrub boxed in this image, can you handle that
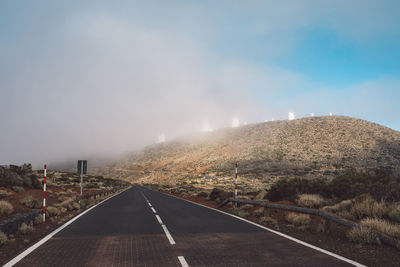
[4,172,23,186]
[18,223,33,234]
[240,204,253,211]
[0,232,8,246]
[253,207,265,217]
[360,218,400,238]
[20,195,41,209]
[350,195,387,219]
[266,178,326,202]
[34,214,43,225]
[322,200,353,213]
[46,206,60,217]
[11,186,25,193]
[58,196,72,202]
[260,216,277,225]
[0,190,13,197]
[71,202,80,210]
[297,194,325,208]
[79,199,89,209]
[388,203,400,223]
[266,169,400,202]
[286,213,311,226]
[0,200,14,215]
[347,226,377,244]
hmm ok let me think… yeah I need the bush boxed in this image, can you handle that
[20,195,41,209]
[0,190,13,197]
[58,196,72,202]
[18,223,34,234]
[0,200,14,215]
[266,178,326,202]
[360,218,400,238]
[297,194,325,208]
[0,232,8,246]
[34,214,43,225]
[253,207,265,217]
[322,200,353,213]
[260,216,277,225]
[266,169,400,202]
[350,195,387,219]
[286,212,311,226]
[388,203,400,223]
[11,186,25,193]
[347,226,377,244]
[46,206,60,217]
[4,172,23,186]
[71,202,80,210]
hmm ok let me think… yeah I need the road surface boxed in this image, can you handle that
[10,186,359,266]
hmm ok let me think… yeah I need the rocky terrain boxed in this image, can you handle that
[94,116,400,192]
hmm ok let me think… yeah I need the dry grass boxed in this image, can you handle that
[18,223,34,234]
[322,200,353,213]
[297,194,325,208]
[360,218,400,238]
[46,206,60,217]
[0,231,8,246]
[350,196,387,219]
[286,212,311,226]
[20,195,41,209]
[0,200,14,215]
[347,226,377,244]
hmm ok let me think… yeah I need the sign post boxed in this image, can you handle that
[43,164,47,222]
[234,163,238,208]
[77,160,87,195]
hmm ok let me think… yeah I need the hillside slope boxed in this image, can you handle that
[95,116,400,191]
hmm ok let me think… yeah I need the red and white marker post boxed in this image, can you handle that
[234,163,238,208]
[43,164,47,222]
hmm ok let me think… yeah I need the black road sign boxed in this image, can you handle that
[77,160,87,175]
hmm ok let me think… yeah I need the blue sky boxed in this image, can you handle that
[1,0,400,165]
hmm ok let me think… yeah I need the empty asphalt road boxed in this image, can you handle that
[9,186,361,266]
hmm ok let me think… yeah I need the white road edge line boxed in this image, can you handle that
[161,224,176,245]
[156,191,365,267]
[178,256,189,267]
[151,207,157,214]
[4,186,132,267]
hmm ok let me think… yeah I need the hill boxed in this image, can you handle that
[94,116,400,191]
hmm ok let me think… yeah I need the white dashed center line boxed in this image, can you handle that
[155,214,163,224]
[141,192,176,246]
[178,256,189,267]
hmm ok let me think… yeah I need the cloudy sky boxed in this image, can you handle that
[1,0,400,167]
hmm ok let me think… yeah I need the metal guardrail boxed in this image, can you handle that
[219,198,400,250]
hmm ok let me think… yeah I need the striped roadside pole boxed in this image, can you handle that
[43,164,47,222]
[234,163,238,208]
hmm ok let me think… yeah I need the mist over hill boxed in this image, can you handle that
[93,116,400,191]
